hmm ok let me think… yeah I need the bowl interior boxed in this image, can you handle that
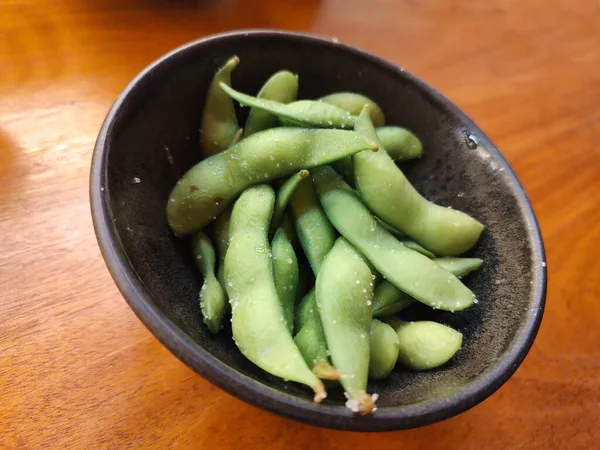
[94,31,545,430]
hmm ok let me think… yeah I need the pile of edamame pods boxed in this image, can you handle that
[167,56,485,415]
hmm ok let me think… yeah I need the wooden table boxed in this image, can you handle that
[1,0,599,448]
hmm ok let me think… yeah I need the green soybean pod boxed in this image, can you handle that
[320,92,386,127]
[288,177,337,368]
[269,170,310,237]
[214,207,232,300]
[312,165,476,311]
[288,177,338,275]
[224,185,326,402]
[191,231,227,334]
[293,289,331,373]
[353,106,484,256]
[369,319,400,380]
[293,290,340,380]
[372,281,415,318]
[272,228,298,333]
[400,239,436,259]
[377,219,435,257]
[167,128,378,235]
[294,287,316,333]
[385,318,463,370]
[293,324,330,376]
[279,212,298,248]
[201,56,241,158]
[316,237,377,415]
[220,83,357,129]
[434,257,483,278]
[331,126,424,187]
[245,70,299,136]
[372,257,483,317]
[375,126,423,161]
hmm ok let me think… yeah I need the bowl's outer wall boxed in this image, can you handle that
[92,31,545,431]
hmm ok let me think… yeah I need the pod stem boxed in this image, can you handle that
[312,380,327,403]
[345,392,379,415]
[312,360,341,380]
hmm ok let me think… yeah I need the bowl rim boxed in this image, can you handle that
[90,29,547,431]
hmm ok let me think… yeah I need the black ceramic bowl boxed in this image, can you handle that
[90,30,546,431]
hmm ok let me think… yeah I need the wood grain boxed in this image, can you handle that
[1,0,599,448]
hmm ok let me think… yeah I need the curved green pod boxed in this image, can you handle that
[272,228,299,333]
[434,257,483,278]
[224,185,326,401]
[385,318,463,370]
[293,291,328,365]
[245,70,299,136]
[191,231,227,334]
[201,56,241,158]
[270,170,309,237]
[288,177,338,368]
[220,83,357,129]
[214,207,231,302]
[312,165,476,312]
[320,92,386,127]
[353,106,484,256]
[288,177,338,276]
[329,126,424,188]
[372,257,484,317]
[375,126,423,161]
[167,128,378,235]
[368,319,400,379]
[316,238,377,414]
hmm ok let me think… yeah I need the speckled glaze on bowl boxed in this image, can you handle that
[90,30,546,431]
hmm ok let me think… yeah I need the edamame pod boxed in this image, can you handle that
[245,70,299,136]
[353,106,484,256]
[327,123,423,188]
[316,238,377,415]
[375,126,423,161]
[288,178,339,370]
[320,92,386,127]
[167,128,378,235]
[294,294,328,364]
[201,56,241,157]
[312,165,476,311]
[434,257,483,278]
[272,228,298,333]
[214,207,231,301]
[191,231,227,334]
[224,185,326,401]
[270,170,309,237]
[288,177,337,275]
[292,291,340,380]
[378,220,435,257]
[279,213,298,247]
[372,257,484,317]
[368,320,400,379]
[220,83,356,129]
[385,318,463,370]
[372,281,414,318]
[294,288,316,333]
[330,127,425,187]
[294,289,330,371]
[400,239,435,259]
